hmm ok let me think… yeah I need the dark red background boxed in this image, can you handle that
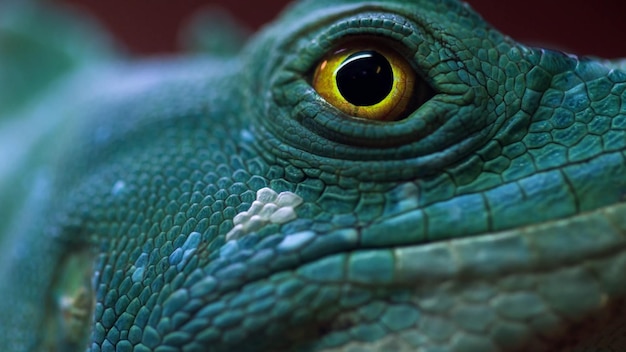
[61,0,626,58]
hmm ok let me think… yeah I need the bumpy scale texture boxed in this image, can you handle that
[1,0,626,351]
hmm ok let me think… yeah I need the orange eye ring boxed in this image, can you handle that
[312,39,416,121]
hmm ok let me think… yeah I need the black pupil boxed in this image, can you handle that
[336,50,393,106]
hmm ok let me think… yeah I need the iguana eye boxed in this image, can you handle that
[312,39,418,121]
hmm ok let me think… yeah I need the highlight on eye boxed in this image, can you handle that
[312,39,417,121]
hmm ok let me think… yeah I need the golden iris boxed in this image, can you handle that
[312,40,415,121]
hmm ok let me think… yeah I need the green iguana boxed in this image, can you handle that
[1,0,625,351]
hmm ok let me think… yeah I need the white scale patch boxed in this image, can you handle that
[226,187,304,241]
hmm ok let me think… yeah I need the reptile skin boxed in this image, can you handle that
[1,0,626,351]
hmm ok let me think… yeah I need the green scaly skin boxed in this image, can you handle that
[1,1,626,351]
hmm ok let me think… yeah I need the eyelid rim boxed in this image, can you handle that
[271,13,446,148]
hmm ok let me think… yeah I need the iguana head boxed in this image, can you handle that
[2,0,625,351]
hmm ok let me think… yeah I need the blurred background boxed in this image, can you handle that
[59,0,626,58]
